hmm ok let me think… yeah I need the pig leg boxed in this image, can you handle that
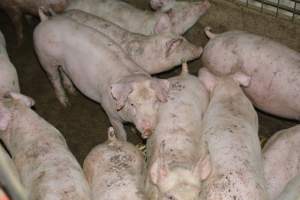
[47,68,69,106]
[4,5,23,46]
[36,52,69,106]
[59,68,77,95]
[109,116,127,141]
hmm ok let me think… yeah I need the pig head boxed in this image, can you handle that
[110,76,170,139]
[127,34,203,74]
[149,142,211,200]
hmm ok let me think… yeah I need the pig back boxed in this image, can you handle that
[263,125,300,200]
[83,139,146,200]
[2,101,91,200]
[200,79,267,200]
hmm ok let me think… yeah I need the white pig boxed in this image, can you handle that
[198,68,268,200]
[263,125,300,200]
[0,31,20,94]
[0,94,91,200]
[145,63,211,200]
[67,0,173,35]
[0,0,69,45]
[150,0,211,35]
[83,127,146,200]
[275,175,300,200]
[0,144,28,200]
[34,13,169,140]
[63,10,203,74]
[201,27,300,120]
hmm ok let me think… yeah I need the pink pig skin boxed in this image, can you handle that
[263,125,300,200]
[145,64,211,200]
[201,27,300,121]
[0,97,91,200]
[198,68,268,200]
[63,10,202,74]
[0,0,69,45]
[34,14,170,140]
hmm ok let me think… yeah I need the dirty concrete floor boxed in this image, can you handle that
[0,0,298,165]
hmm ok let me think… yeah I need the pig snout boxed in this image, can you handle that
[138,119,154,139]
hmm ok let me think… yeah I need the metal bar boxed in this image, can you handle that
[255,0,300,15]
[292,1,296,21]
[276,0,280,16]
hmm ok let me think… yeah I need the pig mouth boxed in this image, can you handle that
[141,129,153,139]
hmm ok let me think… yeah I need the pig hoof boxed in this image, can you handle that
[59,98,70,107]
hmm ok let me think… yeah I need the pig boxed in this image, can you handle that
[67,0,173,35]
[63,10,203,74]
[145,63,211,200]
[33,12,170,140]
[0,31,20,95]
[275,175,300,200]
[150,0,176,11]
[150,0,211,35]
[0,0,69,45]
[198,68,268,200]
[0,187,10,200]
[201,27,300,120]
[262,125,300,200]
[0,144,28,200]
[0,93,91,200]
[83,127,146,200]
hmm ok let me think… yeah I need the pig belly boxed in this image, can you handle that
[244,64,300,120]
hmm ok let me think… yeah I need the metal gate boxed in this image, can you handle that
[239,0,300,22]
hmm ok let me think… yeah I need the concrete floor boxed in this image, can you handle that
[0,0,298,164]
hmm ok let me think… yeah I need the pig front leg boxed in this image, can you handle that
[59,68,77,95]
[108,116,127,141]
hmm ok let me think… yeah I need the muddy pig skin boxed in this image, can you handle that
[34,14,170,140]
[0,95,91,200]
[198,68,268,200]
[83,127,146,200]
[150,0,211,35]
[201,27,300,120]
[0,0,69,45]
[67,0,173,35]
[0,144,28,200]
[63,10,202,74]
[145,64,211,200]
[0,31,20,94]
[275,175,300,200]
[263,125,300,200]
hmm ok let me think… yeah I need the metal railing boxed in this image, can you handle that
[239,0,300,22]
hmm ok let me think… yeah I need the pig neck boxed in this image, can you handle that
[2,102,66,156]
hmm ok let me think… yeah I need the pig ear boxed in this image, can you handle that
[5,92,35,107]
[193,154,212,180]
[110,83,133,111]
[198,67,216,92]
[231,72,251,87]
[0,106,11,131]
[151,79,170,103]
[154,14,172,34]
[150,141,169,185]
[165,38,184,57]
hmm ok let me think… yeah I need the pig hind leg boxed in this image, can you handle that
[59,68,77,95]
[38,53,69,106]
[2,3,24,46]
